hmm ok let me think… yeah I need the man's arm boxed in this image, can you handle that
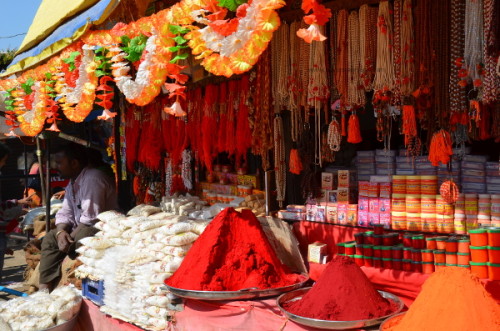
[54,188,75,252]
[76,171,113,229]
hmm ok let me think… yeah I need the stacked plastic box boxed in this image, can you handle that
[437,160,461,188]
[486,162,500,194]
[414,156,438,176]
[395,155,416,175]
[461,155,487,193]
[375,149,396,176]
[356,151,376,181]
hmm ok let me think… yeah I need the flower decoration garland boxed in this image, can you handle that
[297,0,332,43]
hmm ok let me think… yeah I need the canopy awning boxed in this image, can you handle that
[3,0,120,77]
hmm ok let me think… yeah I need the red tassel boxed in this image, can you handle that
[289,149,303,175]
[402,105,417,146]
[347,114,362,144]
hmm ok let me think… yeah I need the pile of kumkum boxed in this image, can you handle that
[166,208,302,291]
[382,267,500,330]
[284,255,394,321]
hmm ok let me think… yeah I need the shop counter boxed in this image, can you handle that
[75,299,142,331]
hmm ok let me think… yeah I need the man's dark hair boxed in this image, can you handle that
[57,143,89,168]
[0,142,10,160]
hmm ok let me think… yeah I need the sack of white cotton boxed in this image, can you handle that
[163,232,199,246]
[153,256,184,273]
[79,237,114,250]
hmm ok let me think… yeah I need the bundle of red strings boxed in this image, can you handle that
[428,129,453,166]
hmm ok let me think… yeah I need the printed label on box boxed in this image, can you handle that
[306,204,317,221]
[369,198,380,213]
[379,182,392,198]
[337,188,349,202]
[369,182,380,197]
[337,203,348,224]
[358,197,369,211]
[358,210,369,227]
[321,172,334,190]
[316,205,326,222]
[379,212,391,229]
[347,204,358,226]
[369,212,380,225]
[379,198,391,213]
[338,170,350,188]
[326,203,338,223]
[359,181,370,197]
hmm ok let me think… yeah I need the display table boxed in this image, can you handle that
[75,299,142,331]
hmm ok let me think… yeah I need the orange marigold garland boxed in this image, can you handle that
[297,0,332,43]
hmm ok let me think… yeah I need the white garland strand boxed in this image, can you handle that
[464,0,484,82]
[112,35,157,100]
[373,1,395,91]
[65,46,95,105]
[181,149,193,190]
[307,25,329,106]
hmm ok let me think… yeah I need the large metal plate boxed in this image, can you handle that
[277,287,404,330]
[163,274,309,301]
[41,310,79,331]
[378,312,406,330]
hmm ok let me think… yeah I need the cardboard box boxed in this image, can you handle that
[326,190,337,202]
[359,181,370,197]
[337,203,348,225]
[337,188,350,202]
[306,204,317,221]
[308,242,327,263]
[277,210,304,221]
[347,204,358,226]
[237,174,259,189]
[358,210,369,227]
[358,197,369,211]
[318,189,328,203]
[379,182,392,198]
[369,198,380,213]
[326,203,338,223]
[338,170,350,188]
[321,172,334,190]
[369,212,380,225]
[379,198,391,213]
[316,205,326,222]
[379,212,391,229]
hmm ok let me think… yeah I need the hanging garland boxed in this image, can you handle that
[296,0,331,43]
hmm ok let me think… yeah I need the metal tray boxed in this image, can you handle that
[277,287,404,330]
[378,312,406,330]
[41,310,79,331]
[163,274,309,301]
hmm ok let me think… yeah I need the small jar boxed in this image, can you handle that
[363,244,373,257]
[354,233,365,245]
[373,257,382,268]
[422,262,435,274]
[412,261,423,273]
[393,259,402,270]
[392,246,403,260]
[373,234,383,246]
[373,246,382,258]
[403,234,413,247]
[402,259,413,272]
[381,246,392,259]
[412,235,425,249]
[425,237,437,250]
[403,247,412,260]
[355,244,364,255]
[364,256,373,267]
[336,242,346,254]
[445,239,458,253]
[412,249,422,262]
[382,258,393,269]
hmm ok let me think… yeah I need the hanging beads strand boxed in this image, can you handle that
[373,1,395,92]
[482,0,500,104]
[299,21,311,109]
[359,4,378,91]
[335,10,349,104]
[400,0,415,96]
[308,25,330,106]
[464,0,484,86]
[392,0,403,105]
[449,0,468,114]
[271,24,290,110]
[274,114,286,208]
[329,10,340,99]
[347,11,365,107]
[289,21,302,142]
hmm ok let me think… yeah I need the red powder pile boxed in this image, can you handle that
[166,208,302,291]
[284,256,393,321]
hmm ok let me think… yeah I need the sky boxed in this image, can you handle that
[0,0,43,51]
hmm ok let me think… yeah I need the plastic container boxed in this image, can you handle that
[392,176,406,194]
[445,252,458,265]
[381,246,392,259]
[469,229,488,246]
[403,247,412,260]
[421,176,438,195]
[344,242,355,255]
[393,259,402,270]
[406,195,421,213]
[434,263,446,271]
[354,232,365,244]
[422,262,435,274]
[382,234,395,246]
[355,244,364,255]
[421,195,437,213]
[373,224,385,235]
[364,256,373,267]
[373,257,382,268]
[421,213,437,233]
[364,231,374,245]
[470,246,488,263]
[373,246,382,258]
[412,249,422,262]
[392,246,403,260]
[362,244,373,257]
[487,229,500,247]
[392,194,407,212]
[470,261,488,279]
[412,261,423,273]
[433,250,446,263]
[457,252,470,265]
[458,239,470,253]
[458,264,471,270]
[446,263,458,267]
[407,213,421,231]
[435,236,448,250]
[487,263,500,281]
[373,235,383,246]
[82,278,105,306]
[392,211,407,230]
[488,246,500,264]
[445,239,458,253]
[354,255,364,266]
[406,176,421,194]
[382,258,393,269]
[402,259,413,272]
[412,235,425,249]
[425,237,437,250]
[403,234,413,247]
[336,242,346,254]
[422,249,434,262]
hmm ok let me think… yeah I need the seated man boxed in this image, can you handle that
[39,143,118,291]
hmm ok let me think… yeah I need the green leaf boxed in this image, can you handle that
[217,0,247,11]
[95,69,107,77]
[21,78,34,94]
[169,53,189,63]
[45,73,52,80]
[169,25,190,35]
[174,36,188,45]
[121,35,131,47]
[125,53,141,63]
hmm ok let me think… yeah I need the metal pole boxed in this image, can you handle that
[45,139,51,233]
[35,137,46,205]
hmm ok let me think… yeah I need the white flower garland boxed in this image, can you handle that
[112,34,157,100]
[181,149,192,190]
[65,46,95,105]
[196,0,262,58]
[20,82,41,123]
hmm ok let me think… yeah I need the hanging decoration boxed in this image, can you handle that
[296,0,331,43]
[429,129,453,166]
[464,0,484,89]
[482,0,500,104]
[449,0,467,115]
[359,4,378,91]
[399,0,414,96]
[334,10,349,104]
[181,149,193,191]
[373,1,395,92]
[347,10,365,107]
[274,114,286,208]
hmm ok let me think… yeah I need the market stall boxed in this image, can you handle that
[0,0,499,329]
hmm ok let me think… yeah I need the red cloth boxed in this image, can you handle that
[75,299,142,331]
[292,221,365,258]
